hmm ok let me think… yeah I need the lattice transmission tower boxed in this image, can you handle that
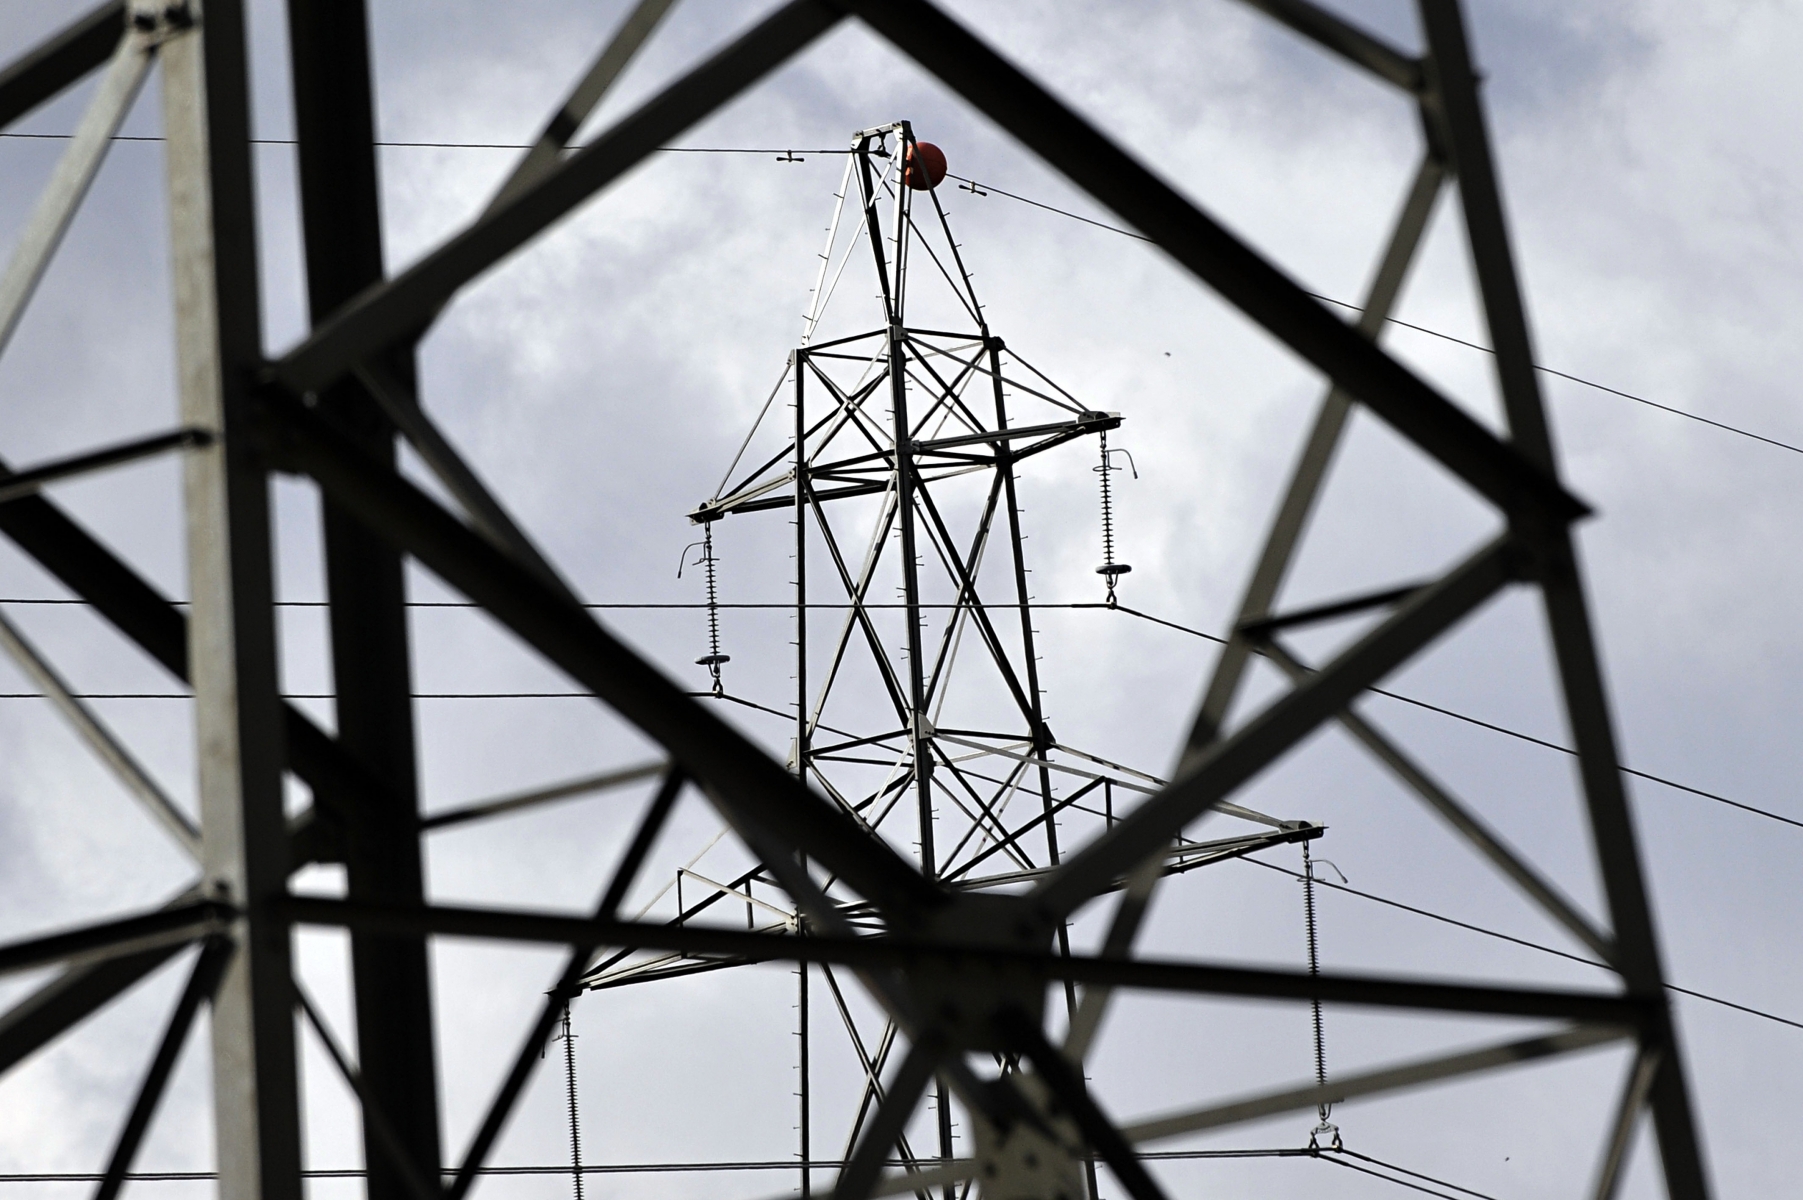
[0,3,1712,1200]
[577,119,1318,1192]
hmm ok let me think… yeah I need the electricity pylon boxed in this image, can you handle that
[0,3,1710,1199]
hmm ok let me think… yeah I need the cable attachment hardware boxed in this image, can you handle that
[1094,429,1137,607]
[679,523,730,696]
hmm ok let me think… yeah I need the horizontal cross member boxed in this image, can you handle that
[910,412,1117,454]
[0,427,211,506]
[282,896,1659,1027]
[0,900,232,979]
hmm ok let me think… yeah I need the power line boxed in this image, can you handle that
[2,129,1792,456]
[1352,683,1803,832]
[1104,603,1803,833]
[1240,853,1803,1034]
[0,598,1109,609]
[0,595,1788,832]
[0,1146,1430,1182]
[1317,1148,1499,1200]
[1,125,1784,1045]
[0,131,851,155]
[938,173,1803,460]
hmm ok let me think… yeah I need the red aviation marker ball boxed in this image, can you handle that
[903,140,948,190]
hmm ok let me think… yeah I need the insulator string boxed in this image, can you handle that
[682,523,731,696]
[1094,429,1133,606]
[560,1003,584,1200]
[1303,841,1340,1149]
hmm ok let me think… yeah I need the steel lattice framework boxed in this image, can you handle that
[579,121,1321,1191]
[0,3,1711,1200]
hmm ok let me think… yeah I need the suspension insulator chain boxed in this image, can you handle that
[1094,430,1132,607]
[560,1003,584,1200]
[693,522,730,696]
[1303,841,1341,1151]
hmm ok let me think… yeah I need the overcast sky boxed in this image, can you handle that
[0,1,1800,1198]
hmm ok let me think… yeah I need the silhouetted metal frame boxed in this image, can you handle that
[0,1,1709,1198]
[286,4,442,1196]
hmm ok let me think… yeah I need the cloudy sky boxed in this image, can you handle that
[0,1,1800,1197]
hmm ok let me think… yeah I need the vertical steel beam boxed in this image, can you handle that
[796,350,810,776]
[1416,5,1710,1195]
[988,335,1088,1196]
[284,3,442,1194]
[799,960,812,1200]
[795,349,816,1200]
[987,338,1058,856]
[884,272,933,877]
[162,1,301,1196]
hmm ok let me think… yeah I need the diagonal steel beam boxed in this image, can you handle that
[1592,1044,1660,1200]
[0,878,201,1076]
[1261,637,1616,964]
[93,937,233,1200]
[261,390,943,923]
[842,0,1584,528]
[834,1035,940,1200]
[355,358,574,598]
[1234,0,1424,91]
[1192,152,1444,747]
[0,2,122,130]
[420,759,666,832]
[0,427,209,506]
[0,947,180,1074]
[292,982,441,1200]
[0,900,229,978]
[0,24,149,359]
[0,473,398,868]
[1122,1024,1627,1144]
[485,0,679,212]
[270,0,843,397]
[0,606,199,858]
[1062,852,1163,1062]
[1032,535,1519,919]
[598,770,686,916]
[445,811,689,1200]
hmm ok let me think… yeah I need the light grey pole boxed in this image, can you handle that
[163,3,301,1197]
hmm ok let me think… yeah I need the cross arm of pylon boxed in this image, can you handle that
[281,895,1663,1026]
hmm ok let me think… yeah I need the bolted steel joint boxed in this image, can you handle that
[904,893,1053,1052]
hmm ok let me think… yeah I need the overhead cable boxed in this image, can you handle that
[0,130,1793,457]
[1240,854,1803,1034]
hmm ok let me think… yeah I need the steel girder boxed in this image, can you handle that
[0,3,1709,1200]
